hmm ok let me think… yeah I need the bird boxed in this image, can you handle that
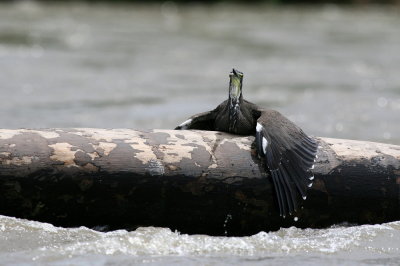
[175,68,318,218]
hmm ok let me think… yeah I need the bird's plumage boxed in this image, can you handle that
[255,109,317,216]
[175,69,318,217]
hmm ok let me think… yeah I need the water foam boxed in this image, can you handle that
[1,215,399,260]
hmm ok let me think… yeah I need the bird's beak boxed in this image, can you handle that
[229,68,243,102]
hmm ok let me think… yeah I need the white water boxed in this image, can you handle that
[1,216,399,265]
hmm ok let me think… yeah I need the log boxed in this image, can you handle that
[0,128,399,236]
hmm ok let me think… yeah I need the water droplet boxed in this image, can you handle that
[223,214,232,236]
[335,123,344,132]
[377,97,388,108]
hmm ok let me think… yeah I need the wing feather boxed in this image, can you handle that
[270,171,284,216]
[282,162,307,199]
[255,110,317,217]
[175,110,217,130]
[281,165,298,210]
[278,168,296,215]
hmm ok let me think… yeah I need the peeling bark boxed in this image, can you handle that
[0,128,399,236]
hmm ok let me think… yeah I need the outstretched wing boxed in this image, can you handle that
[255,109,318,217]
[175,110,217,130]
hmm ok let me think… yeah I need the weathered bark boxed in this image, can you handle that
[0,128,399,236]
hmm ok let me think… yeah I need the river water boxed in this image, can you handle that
[0,2,399,265]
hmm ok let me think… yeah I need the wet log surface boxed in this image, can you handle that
[0,128,399,236]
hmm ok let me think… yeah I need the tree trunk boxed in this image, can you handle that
[0,128,399,236]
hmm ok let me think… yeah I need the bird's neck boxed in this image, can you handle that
[228,97,242,132]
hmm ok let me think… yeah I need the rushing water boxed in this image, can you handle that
[1,215,400,265]
[0,2,399,265]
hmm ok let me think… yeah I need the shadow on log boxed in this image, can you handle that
[0,128,399,236]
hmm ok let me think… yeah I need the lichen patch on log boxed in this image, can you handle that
[90,142,117,156]
[0,152,11,157]
[128,135,158,165]
[29,130,60,139]
[72,128,160,166]
[100,142,117,156]
[49,143,81,167]
[0,129,21,139]
[325,138,400,167]
[3,156,36,166]
[72,128,138,142]
[0,129,60,140]
[49,141,100,168]
[153,130,203,164]
[150,129,259,177]
[146,159,165,176]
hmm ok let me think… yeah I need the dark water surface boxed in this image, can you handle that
[0,2,399,265]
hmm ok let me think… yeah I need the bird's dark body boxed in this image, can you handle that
[175,69,317,217]
[214,100,258,135]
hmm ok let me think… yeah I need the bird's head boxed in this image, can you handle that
[229,68,243,105]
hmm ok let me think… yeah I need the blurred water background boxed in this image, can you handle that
[0,1,399,265]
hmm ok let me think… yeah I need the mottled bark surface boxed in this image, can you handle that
[0,128,399,236]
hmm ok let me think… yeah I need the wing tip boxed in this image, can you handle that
[176,119,192,130]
